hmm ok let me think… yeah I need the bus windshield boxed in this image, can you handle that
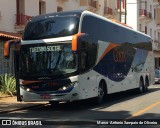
[19,43,77,78]
[23,16,79,40]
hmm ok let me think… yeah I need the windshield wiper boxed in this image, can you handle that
[53,51,62,71]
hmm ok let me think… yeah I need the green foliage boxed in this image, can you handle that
[0,74,16,96]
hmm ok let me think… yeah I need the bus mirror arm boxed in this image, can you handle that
[4,40,21,59]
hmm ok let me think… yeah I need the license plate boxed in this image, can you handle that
[40,94,51,99]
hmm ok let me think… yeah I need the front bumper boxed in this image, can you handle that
[20,83,80,102]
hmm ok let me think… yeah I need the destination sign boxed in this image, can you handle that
[29,46,62,53]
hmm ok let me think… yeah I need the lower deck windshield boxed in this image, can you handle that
[19,43,77,79]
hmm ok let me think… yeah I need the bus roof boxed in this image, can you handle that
[28,10,151,40]
[80,10,151,39]
[30,10,83,22]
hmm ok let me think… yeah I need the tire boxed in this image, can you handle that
[94,81,106,105]
[137,78,144,93]
[144,78,149,92]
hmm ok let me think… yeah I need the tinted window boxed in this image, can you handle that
[23,16,79,40]
[81,15,118,42]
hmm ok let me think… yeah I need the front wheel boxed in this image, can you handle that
[94,81,106,105]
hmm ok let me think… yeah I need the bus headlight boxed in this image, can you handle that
[21,85,33,92]
[62,86,67,90]
[26,88,30,92]
[58,82,78,92]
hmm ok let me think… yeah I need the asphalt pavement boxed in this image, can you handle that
[0,96,46,114]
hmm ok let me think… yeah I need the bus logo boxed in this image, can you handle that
[113,49,126,62]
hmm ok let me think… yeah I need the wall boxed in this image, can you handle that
[62,0,80,11]
[25,0,39,16]
[45,0,57,13]
[0,0,17,32]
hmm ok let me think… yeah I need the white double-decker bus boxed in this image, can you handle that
[4,10,155,105]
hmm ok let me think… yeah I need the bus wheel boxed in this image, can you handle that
[144,78,149,92]
[49,101,59,106]
[138,78,144,93]
[95,81,105,104]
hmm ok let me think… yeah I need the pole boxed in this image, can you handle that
[125,0,127,24]
[119,0,122,22]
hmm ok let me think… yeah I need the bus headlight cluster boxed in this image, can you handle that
[21,86,32,92]
[58,82,78,92]
[26,88,31,92]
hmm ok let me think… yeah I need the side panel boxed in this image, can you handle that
[78,71,98,99]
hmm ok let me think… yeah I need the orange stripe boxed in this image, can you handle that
[22,80,39,85]
[126,101,160,119]
[99,43,119,62]
[72,33,85,51]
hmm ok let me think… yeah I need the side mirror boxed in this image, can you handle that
[4,40,21,59]
[72,33,85,53]
[72,33,95,70]
[72,33,92,52]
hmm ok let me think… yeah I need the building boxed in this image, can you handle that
[0,31,21,74]
[125,0,160,67]
[0,0,57,33]
[138,0,160,68]
[0,0,124,34]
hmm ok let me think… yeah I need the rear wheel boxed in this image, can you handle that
[137,78,144,93]
[144,77,149,92]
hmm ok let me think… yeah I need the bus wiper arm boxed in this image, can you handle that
[53,51,62,71]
